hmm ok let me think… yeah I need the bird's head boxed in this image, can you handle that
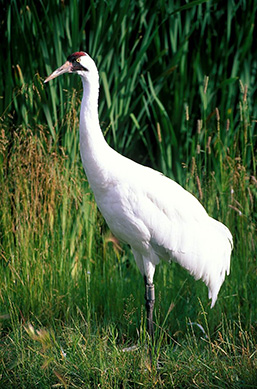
[44,52,98,83]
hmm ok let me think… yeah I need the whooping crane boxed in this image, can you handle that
[45,52,233,340]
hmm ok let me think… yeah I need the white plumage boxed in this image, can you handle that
[45,52,233,336]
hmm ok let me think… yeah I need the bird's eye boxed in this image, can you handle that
[76,58,81,63]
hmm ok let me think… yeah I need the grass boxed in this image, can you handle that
[1,308,256,388]
[1,0,257,387]
[0,84,256,387]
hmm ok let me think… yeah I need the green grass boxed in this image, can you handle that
[1,0,257,387]
[1,308,256,388]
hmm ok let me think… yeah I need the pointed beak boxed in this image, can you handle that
[44,61,72,83]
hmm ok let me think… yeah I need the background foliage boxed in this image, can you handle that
[0,0,256,387]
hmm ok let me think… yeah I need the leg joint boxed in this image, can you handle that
[145,283,155,302]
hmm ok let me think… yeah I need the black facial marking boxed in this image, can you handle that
[67,52,88,71]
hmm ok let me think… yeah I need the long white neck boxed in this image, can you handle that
[79,75,112,192]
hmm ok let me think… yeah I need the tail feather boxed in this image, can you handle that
[175,217,233,307]
[207,219,233,307]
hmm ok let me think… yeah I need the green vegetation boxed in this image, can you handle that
[0,0,256,387]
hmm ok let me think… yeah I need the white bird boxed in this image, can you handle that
[45,52,233,340]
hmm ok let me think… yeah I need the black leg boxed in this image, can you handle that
[144,276,155,342]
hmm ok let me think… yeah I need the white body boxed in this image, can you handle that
[49,53,233,308]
